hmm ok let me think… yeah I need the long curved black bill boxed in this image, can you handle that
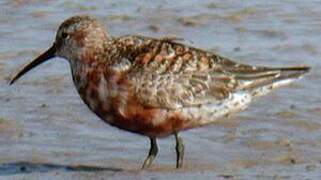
[10,44,56,85]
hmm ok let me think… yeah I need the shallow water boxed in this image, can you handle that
[0,1,320,179]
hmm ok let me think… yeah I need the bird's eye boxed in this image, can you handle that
[61,32,69,39]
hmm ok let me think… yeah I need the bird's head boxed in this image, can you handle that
[10,15,108,85]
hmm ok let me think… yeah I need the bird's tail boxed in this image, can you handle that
[273,66,310,79]
[241,66,310,97]
[266,66,310,87]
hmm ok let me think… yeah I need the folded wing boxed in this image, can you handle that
[120,36,309,109]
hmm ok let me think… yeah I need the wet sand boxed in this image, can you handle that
[0,1,321,179]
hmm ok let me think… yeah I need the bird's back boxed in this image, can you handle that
[115,35,309,107]
[102,35,310,131]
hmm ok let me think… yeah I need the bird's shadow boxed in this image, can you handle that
[0,161,122,176]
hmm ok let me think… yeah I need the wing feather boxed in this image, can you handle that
[116,35,308,109]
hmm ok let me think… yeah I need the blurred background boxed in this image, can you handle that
[0,1,320,179]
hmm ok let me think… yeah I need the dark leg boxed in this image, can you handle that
[142,137,158,169]
[175,132,185,168]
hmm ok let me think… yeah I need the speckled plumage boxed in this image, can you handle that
[10,15,310,168]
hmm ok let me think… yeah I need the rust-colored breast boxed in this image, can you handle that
[101,75,193,138]
[72,62,192,138]
[107,90,191,137]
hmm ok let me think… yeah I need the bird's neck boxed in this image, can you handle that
[70,60,99,91]
[69,48,124,95]
[69,36,156,93]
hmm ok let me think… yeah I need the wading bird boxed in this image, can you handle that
[10,15,310,169]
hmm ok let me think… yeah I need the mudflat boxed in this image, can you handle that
[0,1,320,179]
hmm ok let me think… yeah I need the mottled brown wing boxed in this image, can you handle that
[129,71,237,109]
[120,36,304,109]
